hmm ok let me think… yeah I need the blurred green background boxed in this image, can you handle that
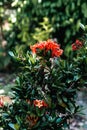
[0,0,87,70]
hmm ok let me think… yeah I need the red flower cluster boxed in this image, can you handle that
[33,99,48,108]
[72,40,83,51]
[30,39,63,57]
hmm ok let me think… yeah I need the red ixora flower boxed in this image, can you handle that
[72,39,83,51]
[33,99,48,108]
[30,39,63,57]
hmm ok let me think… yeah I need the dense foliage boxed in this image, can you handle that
[0,31,87,129]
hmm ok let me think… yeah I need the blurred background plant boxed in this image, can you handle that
[1,0,87,70]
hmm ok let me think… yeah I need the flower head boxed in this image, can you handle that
[72,39,83,51]
[30,39,63,57]
[33,99,48,108]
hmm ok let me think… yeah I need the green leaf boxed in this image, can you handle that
[56,117,62,124]
[82,3,87,18]
[8,123,16,130]
[14,124,20,130]
[48,116,55,123]
[74,75,81,81]
[8,51,15,57]
[8,123,20,130]
[79,23,85,31]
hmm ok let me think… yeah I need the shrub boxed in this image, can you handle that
[0,33,87,129]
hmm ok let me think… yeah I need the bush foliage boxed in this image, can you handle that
[0,31,87,129]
